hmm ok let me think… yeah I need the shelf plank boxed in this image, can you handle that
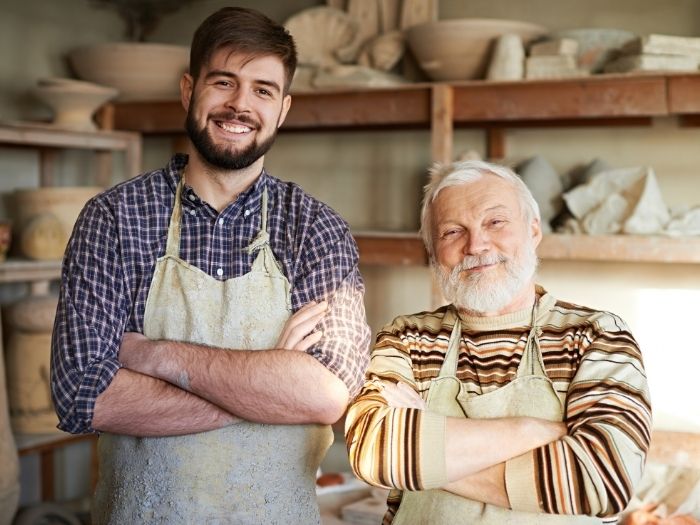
[354,231,427,266]
[452,75,668,122]
[0,122,140,151]
[539,234,700,263]
[354,232,700,266]
[0,259,62,283]
[109,74,700,134]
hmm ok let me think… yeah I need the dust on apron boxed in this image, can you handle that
[392,303,601,525]
[93,175,333,525]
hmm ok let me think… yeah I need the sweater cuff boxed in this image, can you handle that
[417,410,448,489]
[505,451,542,512]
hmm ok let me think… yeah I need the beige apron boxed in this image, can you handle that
[392,305,600,525]
[93,177,333,524]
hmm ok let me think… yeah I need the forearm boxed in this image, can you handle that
[125,339,348,425]
[444,416,565,481]
[92,368,238,436]
[442,463,508,508]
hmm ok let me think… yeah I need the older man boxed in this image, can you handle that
[345,160,651,524]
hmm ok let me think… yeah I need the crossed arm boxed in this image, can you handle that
[93,301,347,436]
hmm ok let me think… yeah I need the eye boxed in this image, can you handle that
[255,87,274,97]
[441,229,459,238]
[214,79,233,88]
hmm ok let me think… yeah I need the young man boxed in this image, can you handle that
[51,7,370,524]
[346,160,651,524]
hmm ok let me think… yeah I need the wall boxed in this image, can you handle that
[1,0,699,509]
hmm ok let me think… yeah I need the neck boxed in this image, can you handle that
[185,149,265,212]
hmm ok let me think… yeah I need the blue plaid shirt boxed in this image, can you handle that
[51,154,371,434]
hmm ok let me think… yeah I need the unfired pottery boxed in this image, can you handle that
[552,28,637,73]
[405,18,547,81]
[4,289,60,433]
[13,186,102,260]
[563,166,670,235]
[357,31,405,71]
[69,42,189,101]
[486,33,525,81]
[312,65,408,88]
[284,7,358,67]
[33,81,118,132]
[516,155,564,233]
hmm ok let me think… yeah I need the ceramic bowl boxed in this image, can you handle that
[33,81,118,131]
[69,42,189,101]
[406,18,548,81]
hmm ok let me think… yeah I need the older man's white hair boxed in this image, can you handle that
[419,159,541,259]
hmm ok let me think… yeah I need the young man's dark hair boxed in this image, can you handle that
[189,6,297,92]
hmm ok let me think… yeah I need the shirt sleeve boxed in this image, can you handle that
[50,198,129,434]
[505,313,652,518]
[345,321,449,491]
[291,212,371,398]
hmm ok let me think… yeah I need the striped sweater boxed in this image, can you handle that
[345,287,651,523]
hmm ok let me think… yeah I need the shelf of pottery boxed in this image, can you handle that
[0,110,141,517]
[104,72,700,266]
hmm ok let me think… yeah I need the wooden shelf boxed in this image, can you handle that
[0,259,61,283]
[107,73,700,134]
[354,231,700,266]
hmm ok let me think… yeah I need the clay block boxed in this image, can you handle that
[622,34,700,59]
[529,38,579,57]
[525,55,587,79]
[604,53,699,74]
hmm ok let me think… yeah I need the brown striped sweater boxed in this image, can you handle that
[345,287,651,523]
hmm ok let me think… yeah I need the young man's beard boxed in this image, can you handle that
[185,111,278,171]
[436,241,539,315]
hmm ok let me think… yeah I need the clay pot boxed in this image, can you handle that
[69,42,189,101]
[4,293,60,434]
[405,18,547,81]
[12,187,102,260]
[33,78,118,132]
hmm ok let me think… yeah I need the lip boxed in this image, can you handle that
[462,262,498,273]
[213,119,253,135]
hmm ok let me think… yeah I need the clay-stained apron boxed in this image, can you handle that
[392,303,600,524]
[93,176,333,525]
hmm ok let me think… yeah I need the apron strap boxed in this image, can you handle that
[438,318,462,379]
[246,187,271,255]
[165,175,185,258]
[517,299,548,378]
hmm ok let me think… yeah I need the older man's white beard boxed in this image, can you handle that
[436,243,538,315]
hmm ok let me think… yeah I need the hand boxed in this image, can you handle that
[377,380,426,410]
[275,300,328,351]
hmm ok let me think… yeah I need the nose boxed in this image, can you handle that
[225,87,250,113]
[463,229,490,256]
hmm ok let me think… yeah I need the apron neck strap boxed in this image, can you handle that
[438,317,462,378]
[246,187,271,254]
[165,175,185,258]
[518,298,548,377]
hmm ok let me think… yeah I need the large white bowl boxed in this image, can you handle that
[406,18,548,81]
[69,42,189,101]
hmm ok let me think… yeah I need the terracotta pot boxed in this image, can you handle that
[405,18,548,81]
[68,42,189,101]
[13,187,102,260]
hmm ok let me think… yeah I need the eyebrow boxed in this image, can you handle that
[204,70,281,94]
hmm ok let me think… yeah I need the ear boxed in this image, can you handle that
[180,73,194,112]
[277,94,292,128]
[530,217,543,248]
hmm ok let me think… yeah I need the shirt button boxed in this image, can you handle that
[188,194,195,201]
[189,209,196,216]
[216,268,224,277]
[218,218,224,226]
[244,209,251,217]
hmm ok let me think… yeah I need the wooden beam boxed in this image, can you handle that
[667,74,700,114]
[354,231,427,266]
[452,75,668,122]
[431,84,454,164]
[486,127,505,160]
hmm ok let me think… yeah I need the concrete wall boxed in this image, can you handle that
[1,0,700,508]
